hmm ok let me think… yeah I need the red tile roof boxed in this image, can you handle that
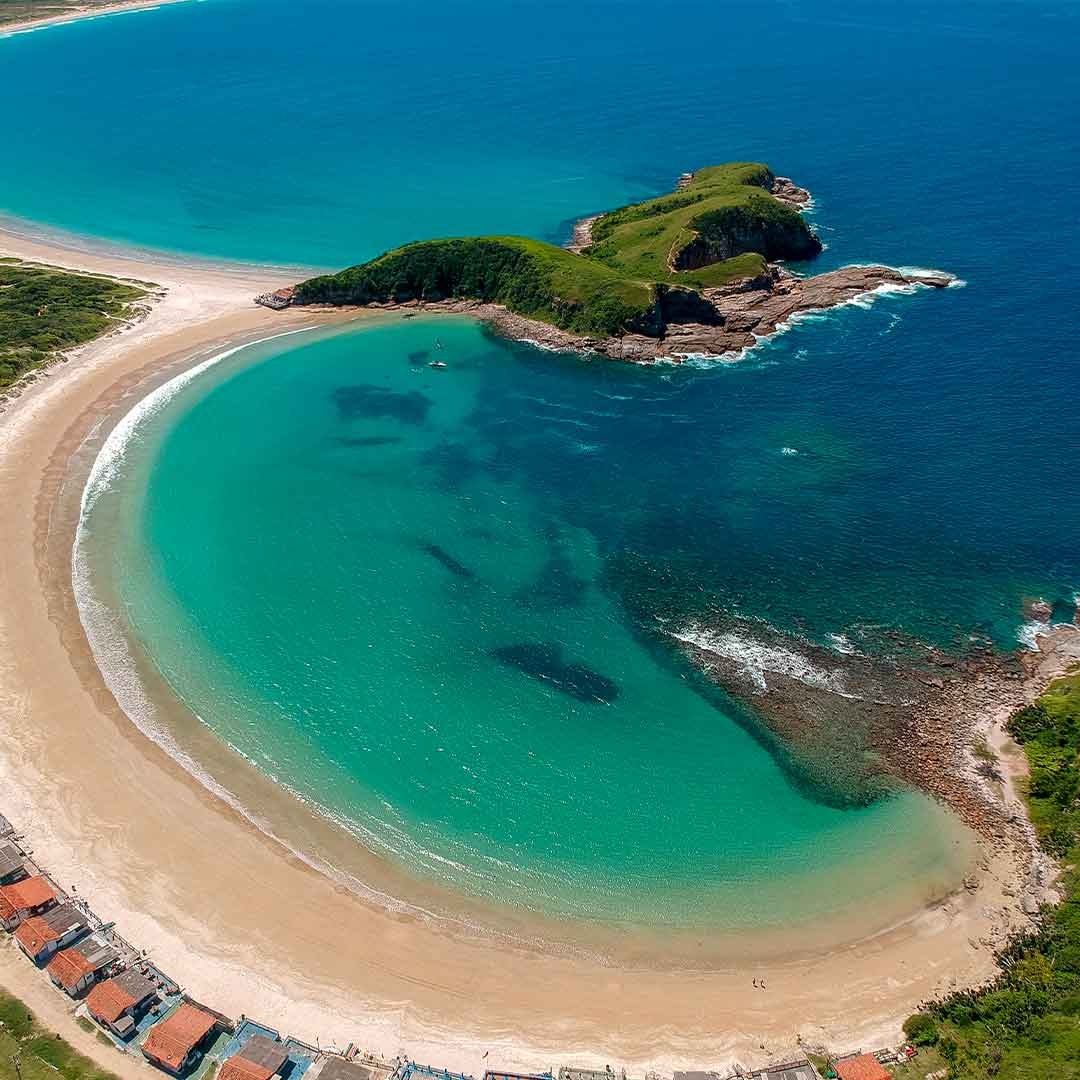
[87,977,141,1024]
[219,1058,276,1080]
[835,1056,892,1080]
[46,948,95,991]
[0,895,14,923]
[142,1004,217,1072]
[14,914,60,957]
[0,875,56,913]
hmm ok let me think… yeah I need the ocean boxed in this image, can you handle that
[6,0,1079,934]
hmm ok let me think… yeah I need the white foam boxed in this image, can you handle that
[1016,619,1074,652]
[671,623,855,697]
[780,446,799,456]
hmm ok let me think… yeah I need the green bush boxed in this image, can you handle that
[903,1012,940,1046]
[928,673,1080,1078]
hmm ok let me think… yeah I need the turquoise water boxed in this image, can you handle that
[81,318,970,928]
[9,0,1079,928]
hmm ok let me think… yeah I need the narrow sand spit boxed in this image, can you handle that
[0,222,1062,1078]
[0,0,191,38]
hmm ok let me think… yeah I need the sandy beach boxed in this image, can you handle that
[0,218,1065,1078]
[0,0,190,37]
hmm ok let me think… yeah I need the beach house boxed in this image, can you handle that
[142,1002,222,1075]
[311,1058,397,1080]
[45,934,119,996]
[833,1056,892,1080]
[13,902,88,963]
[0,842,27,886]
[749,1062,821,1080]
[219,1033,290,1080]
[86,968,160,1039]
[0,874,57,930]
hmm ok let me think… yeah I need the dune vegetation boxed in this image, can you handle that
[294,163,821,338]
[0,261,147,390]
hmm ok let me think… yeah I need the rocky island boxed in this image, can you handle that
[284,162,954,360]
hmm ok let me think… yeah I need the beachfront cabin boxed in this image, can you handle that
[0,842,28,886]
[254,287,295,311]
[86,968,160,1039]
[142,1002,221,1076]
[219,1034,289,1080]
[312,1058,396,1080]
[45,934,118,997]
[0,875,59,931]
[13,902,87,963]
[749,1062,821,1080]
[833,1056,891,1080]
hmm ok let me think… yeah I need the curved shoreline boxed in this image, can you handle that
[0,221,1053,1078]
[0,0,192,38]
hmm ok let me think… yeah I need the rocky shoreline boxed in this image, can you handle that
[670,607,1080,925]
[352,262,954,363]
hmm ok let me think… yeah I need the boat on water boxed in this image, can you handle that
[428,360,448,369]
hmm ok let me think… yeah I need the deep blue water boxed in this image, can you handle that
[11,0,1080,925]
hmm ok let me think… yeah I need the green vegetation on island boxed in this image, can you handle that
[294,163,821,338]
[906,672,1080,1079]
[0,989,119,1080]
[0,261,147,390]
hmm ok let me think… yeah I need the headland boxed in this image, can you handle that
[286,164,956,362]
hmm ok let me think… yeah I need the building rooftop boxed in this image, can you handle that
[0,842,25,881]
[0,813,12,838]
[834,1056,891,1080]
[0,874,57,912]
[13,902,85,956]
[142,1003,218,1072]
[47,935,118,990]
[751,1062,819,1080]
[87,969,159,1024]
[318,1060,396,1080]
[219,1035,290,1080]
[484,1073,553,1080]
[46,948,96,991]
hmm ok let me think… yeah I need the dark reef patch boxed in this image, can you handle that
[333,384,431,425]
[407,350,431,366]
[491,642,619,704]
[335,435,404,448]
[422,542,474,579]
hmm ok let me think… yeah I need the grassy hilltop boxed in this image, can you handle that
[294,163,821,337]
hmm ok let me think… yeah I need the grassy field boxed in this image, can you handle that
[586,162,819,287]
[907,672,1080,1079]
[295,163,820,337]
[0,989,120,1080]
[0,261,147,391]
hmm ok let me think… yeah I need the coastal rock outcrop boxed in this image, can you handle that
[281,162,957,365]
[410,263,954,363]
